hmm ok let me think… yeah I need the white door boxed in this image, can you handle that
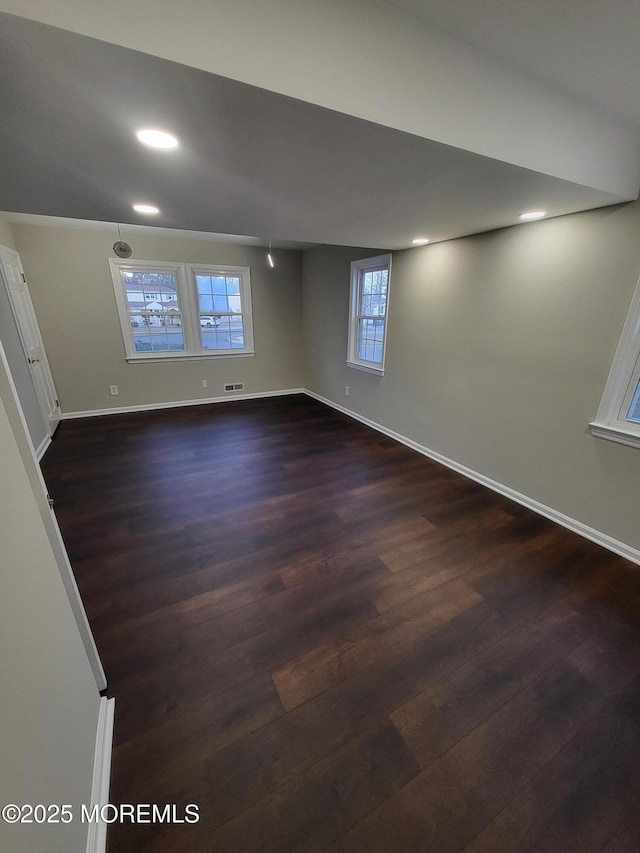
[0,245,61,434]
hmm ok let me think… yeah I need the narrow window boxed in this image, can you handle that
[347,254,392,375]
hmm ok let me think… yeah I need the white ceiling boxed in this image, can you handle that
[393,0,640,130]
[0,5,638,250]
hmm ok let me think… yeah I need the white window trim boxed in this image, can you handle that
[187,263,254,356]
[590,268,640,448]
[109,258,254,362]
[346,253,392,376]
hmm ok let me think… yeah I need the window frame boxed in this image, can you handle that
[346,253,392,376]
[109,258,255,362]
[590,269,640,448]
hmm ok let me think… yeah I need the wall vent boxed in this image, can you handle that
[224,383,244,392]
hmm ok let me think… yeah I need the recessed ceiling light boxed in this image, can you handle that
[519,211,546,221]
[412,237,430,245]
[135,128,179,150]
[132,203,160,215]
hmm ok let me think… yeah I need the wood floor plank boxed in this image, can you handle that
[111,667,284,787]
[111,585,382,743]
[271,578,483,710]
[194,722,419,853]
[370,560,464,612]
[462,707,640,853]
[601,809,640,853]
[564,620,640,697]
[376,505,514,573]
[389,599,594,769]
[325,663,604,853]
[279,516,435,589]
[180,554,389,657]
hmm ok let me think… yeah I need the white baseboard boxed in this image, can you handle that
[85,696,115,853]
[304,389,640,567]
[35,433,51,460]
[61,388,304,419]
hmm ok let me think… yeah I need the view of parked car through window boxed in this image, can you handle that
[195,273,245,350]
[200,316,220,328]
[113,261,254,359]
[123,272,243,352]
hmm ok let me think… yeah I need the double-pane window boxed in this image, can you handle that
[110,259,254,361]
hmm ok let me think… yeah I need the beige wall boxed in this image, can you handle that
[303,202,640,553]
[0,351,100,853]
[12,223,304,414]
[0,215,17,249]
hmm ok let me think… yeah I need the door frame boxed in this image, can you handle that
[0,244,61,438]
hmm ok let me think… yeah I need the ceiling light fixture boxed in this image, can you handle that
[519,210,546,221]
[412,237,430,245]
[132,203,160,215]
[267,241,275,268]
[135,128,179,150]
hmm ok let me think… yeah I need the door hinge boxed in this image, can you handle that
[46,494,54,509]
[55,399,59,407]
[21,273,26,282]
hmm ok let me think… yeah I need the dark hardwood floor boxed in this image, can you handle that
[41,393,640,853]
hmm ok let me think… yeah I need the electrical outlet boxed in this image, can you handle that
[110,385,119,396]
[201,379,208,388]
[344,385,350,397]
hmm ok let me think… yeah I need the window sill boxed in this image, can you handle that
[589,421,640,449]
[346,360,385,376]
[126,351,255,364]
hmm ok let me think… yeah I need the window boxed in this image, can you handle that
[109,259,254,361]
[627,377,640,423]
[591,271,640,447]
[192,267,250,352]
[347,254,392,375]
